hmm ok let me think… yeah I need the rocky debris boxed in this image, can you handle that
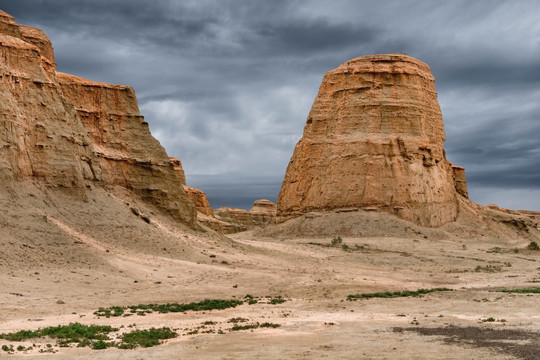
[277,54,461,227]
[451,164,468,198]
[0,11,195,226]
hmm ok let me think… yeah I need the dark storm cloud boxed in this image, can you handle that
[2,0,540,210]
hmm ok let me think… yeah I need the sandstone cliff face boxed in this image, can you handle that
[169,157,186,185]
[183,185,214,216]
[451,164,468,199]
[0,11,195,226]
[277,54,459,227]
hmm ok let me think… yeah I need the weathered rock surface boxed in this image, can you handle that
[169,157,186,185]
[451,164,468,198]
[214,199,277,232]
[0,11,195,226]
[183,185,214,216]
[277,54,460,227]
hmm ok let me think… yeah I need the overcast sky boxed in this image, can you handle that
[3,0,540,210]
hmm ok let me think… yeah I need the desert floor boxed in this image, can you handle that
[1,211,539,360]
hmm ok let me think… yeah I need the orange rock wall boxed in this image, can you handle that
[183,185,214,216]
[0,11,195,226]
[278,54,458,227]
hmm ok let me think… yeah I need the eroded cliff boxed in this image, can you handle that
[277,54,460,227]
[0,11,195,226]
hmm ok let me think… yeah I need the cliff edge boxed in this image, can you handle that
[0,11,195,226]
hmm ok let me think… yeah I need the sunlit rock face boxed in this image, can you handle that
[277,54,459,227]
[0,11,195,226]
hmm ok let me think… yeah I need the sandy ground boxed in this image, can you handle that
[1,187,539,359]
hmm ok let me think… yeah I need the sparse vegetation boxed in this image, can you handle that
[0,323,176,350]
[474,265,503,273]
[0,323,118,350]
[480,317,506,323]
[331,236,343,246]
[347,288,453,301]
[0,323,117,343]
[269,296,286,304]
[527,241,540,251]
[230,322,281,331]
[228,317,249,323]
[119,327,177,348]
[498,288,540,294]
[94,299,243,318]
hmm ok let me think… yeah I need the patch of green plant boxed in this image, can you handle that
[228,317,249,323]
[259,322,281,328]
[230,322,280,331]
[94,299,244,318]
[0,323,117,343]
[331,236,343,246]
[91,340,115,350]
[269,296,286,304]
[480,317,506,323]
[230,323,259,331]
[244,294,259,305]
[474,265,503,273]
[527,241,540,251]
[119,327,177,348]
[94,306,125,318]
[499,288,540,294]
[347,288,453,301]
[487,247,502,254]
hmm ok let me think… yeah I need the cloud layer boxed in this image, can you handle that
[3,0,540,210]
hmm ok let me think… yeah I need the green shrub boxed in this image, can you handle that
[347,288,453,301]
[331,236,343,246]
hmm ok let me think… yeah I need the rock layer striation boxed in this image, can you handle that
[277,54,459,227]
[0,11,195,226]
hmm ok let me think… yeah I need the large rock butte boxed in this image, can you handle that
[0,11,196,226]
[277,54,460,227]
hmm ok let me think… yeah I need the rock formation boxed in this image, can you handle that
[0,11,195,226]
[166,157,276,233]
[183,185,214,217]
[451,164,468,198]
[169,157,186,185]
[213,199,277,233]
[277,54,460,227]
